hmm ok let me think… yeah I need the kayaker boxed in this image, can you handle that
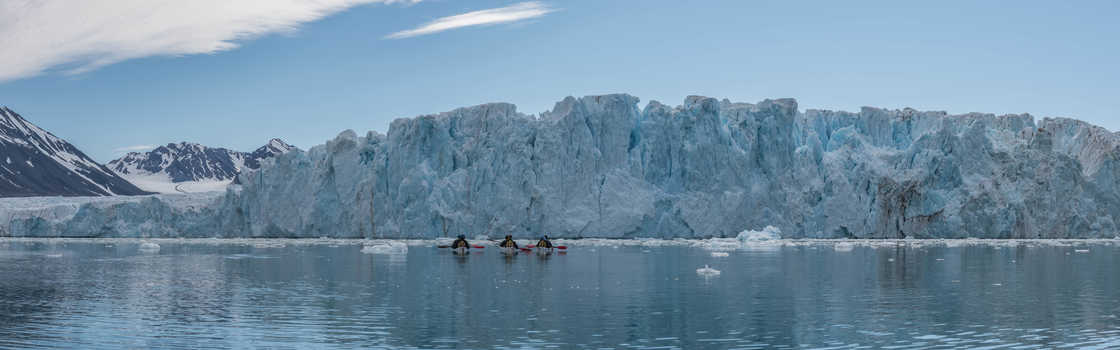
[451,234,470,249]
[498,235,519,249]
[536,235,554,249]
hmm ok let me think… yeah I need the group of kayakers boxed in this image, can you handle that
[449,234,554,252]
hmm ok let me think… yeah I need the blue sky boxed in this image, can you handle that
[0,0,1117,162]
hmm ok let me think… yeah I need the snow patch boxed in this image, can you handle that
[118,171,232,194]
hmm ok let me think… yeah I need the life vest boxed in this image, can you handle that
[499,239,517,248]
[536,239,553,248]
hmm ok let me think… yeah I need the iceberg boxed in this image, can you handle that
[737,226,781,242]
[2,94,1120,239]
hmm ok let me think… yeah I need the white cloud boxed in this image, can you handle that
[113,145,157,153]
[386,1,555,39]
[0,0,414,83]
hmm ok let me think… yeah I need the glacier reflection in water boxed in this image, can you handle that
[0,238,1119,349]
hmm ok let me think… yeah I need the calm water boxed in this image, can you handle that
[1,239,1119,349]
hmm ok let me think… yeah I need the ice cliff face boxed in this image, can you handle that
[2,94,1118,238]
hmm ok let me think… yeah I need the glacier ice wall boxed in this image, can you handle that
[3,94,1119,238]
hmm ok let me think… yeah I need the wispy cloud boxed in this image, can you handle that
[0,0,416,83]
[386,1,555,39]
[113,145,157,153]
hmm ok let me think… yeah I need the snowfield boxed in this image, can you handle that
[116,171,233,194]
[2,94,1120,238]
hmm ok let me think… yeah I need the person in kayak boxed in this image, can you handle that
[498,235,519,249]
[535,235,554,249]
[451,235,470,249]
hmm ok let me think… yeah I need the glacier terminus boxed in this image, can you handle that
[1,94,1117,239]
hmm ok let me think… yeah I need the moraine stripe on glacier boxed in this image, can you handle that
[1,94,1118,238]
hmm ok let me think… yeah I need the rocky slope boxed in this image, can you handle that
[108,139,294,193]
[0,107,149,197]
[2,94,1118,238]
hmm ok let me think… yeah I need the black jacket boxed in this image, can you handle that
[451,238,470,248]
[535,239,553,248]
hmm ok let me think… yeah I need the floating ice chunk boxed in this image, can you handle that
[736,226,781,242]
[253,241,286,249]
[692,239,740,251]
[834,242,854,252]
[139,241,160,253]
[1075,249,1090,253]
[696,265,721,276]
[639,239,666,247]
[710,252,729,257]
[45,253,63,258]
[361,241,408,255]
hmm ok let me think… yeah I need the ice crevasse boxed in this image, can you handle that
[2,94,1120,239]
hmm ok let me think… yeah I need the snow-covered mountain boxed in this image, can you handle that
[4,94,1120,238]
[108,139,294,193]
[0,107,149,197]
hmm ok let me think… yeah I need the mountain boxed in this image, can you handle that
[3,94,1120,238]
[108,139,294,193]
[0,107,149,197]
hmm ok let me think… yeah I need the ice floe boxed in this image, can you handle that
[696,265,721,276]
[361,241,408,255]
[138,241,160,253]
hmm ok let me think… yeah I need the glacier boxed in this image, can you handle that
[1,94,1119,239]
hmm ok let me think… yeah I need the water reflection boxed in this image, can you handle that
[0,240,1117,349]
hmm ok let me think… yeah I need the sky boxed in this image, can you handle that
[0,0,1117,162]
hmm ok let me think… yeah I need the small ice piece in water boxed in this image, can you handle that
[696,265,721,276]
[45,253,63,258]
[834,242,854,252]
[888,258,895,262]
[1075,249,1090,253]
[361,241,408,255]
[139,242,160,253]
[711,252,729,257]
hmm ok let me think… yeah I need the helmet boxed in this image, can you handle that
[458,234,465,239]
[505,235,512,239]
